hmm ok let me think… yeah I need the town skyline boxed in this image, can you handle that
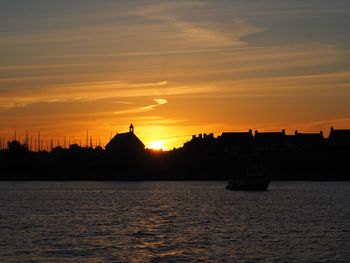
[1,123,349,182]
[0,124,347,152]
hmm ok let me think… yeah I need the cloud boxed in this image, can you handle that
[0,75,66,83]
[136,1,264,47]
[0,98,170,129]
[0,1,262,50]
[304,117,350,136]
[153,98,168,105]
[113,98,168,115]
[221,70,350,97]
[171,19,262,47]
[1,42,347,110]
[0,79,219,109]
[0,63,84,71]
[119,115,188,125]
[0,80,167,108]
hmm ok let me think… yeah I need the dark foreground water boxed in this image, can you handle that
[0,181,350,262]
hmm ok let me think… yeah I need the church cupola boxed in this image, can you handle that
[129,123,134,133]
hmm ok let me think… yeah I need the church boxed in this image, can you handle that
[105,124,145,154]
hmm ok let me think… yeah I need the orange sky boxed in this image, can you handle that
[1,1,350,150]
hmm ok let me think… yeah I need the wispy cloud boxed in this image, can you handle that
[221,70,350,97]
[113,98,168,115]
[0,75,67,83]
[136,1,264,47]
[0,80,166,108]
[0,24,128,45]
[0,63,84,71]
[0,79,218,109]
[0,1,262,50]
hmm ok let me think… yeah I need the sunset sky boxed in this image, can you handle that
[1,0,350,149]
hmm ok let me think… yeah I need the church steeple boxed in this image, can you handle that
[129,123,134,133]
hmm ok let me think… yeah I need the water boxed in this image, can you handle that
[0,181,350,262]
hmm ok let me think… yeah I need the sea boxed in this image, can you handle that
[0,181,349,262]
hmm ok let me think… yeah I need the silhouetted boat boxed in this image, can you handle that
[226,161,270,191]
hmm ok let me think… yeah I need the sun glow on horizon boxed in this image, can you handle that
[147,140,167,151]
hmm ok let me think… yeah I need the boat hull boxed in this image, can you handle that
[226,156,270,191]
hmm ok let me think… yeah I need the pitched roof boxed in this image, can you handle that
[219,131,253,144]
[254,130,286,144]
[105,132,145,152]
[287,131,324,147]
[329,128,350,143]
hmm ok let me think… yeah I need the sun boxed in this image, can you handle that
[148,140,167,151]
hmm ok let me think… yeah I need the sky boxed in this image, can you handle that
[1,0,350,150]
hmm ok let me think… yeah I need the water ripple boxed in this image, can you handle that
[0,181,350,262]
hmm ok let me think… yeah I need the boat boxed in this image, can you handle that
[226,161,270,191]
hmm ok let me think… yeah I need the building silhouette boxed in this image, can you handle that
[329,127,350,147]
[105,124,145,154]
[1,126,350,180]
[218,130,253,153]
[286,130,324,150]
[254,129,286,148]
